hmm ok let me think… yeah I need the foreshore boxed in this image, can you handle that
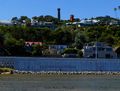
[1,69,120,76]
[9,70,120,76]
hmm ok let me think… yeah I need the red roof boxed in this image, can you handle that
[25,42,43,46]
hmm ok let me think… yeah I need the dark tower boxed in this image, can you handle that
[57,8,61,21]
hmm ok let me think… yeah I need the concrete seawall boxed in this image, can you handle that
[0,57,120,72]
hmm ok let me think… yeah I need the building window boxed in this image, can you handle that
[93,54,96,58]
[106,48,112,52]
[93,47,96,51]
[98,47,104,51]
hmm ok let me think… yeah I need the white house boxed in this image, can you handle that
[66,19,99,27]
[82,42,117,59]
[80,19,99,24]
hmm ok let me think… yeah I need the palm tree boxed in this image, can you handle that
[114,8,118,19]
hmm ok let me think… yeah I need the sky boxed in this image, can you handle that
[0,0,120,20]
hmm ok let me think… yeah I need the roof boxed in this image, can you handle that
[80,19,99,24]
[25,42,43,46]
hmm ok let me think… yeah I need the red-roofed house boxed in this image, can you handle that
[25,42,43,46]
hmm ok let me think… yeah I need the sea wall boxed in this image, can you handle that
[0,57,120,72]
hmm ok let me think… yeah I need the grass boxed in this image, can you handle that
[0,68,13,73]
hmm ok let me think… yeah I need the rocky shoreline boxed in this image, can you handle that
[11,70,120,76]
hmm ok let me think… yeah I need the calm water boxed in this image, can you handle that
[0,74,120,91]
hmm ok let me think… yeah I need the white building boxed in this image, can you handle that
[66,19,99,27]
[80,19,99,25]
[82,42,117,59]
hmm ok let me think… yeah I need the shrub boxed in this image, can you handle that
[78,50,83,58]
[62,48,78,54]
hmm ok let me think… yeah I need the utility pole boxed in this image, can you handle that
[95,37,97,59]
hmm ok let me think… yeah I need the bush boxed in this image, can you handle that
[62,48,78,54]
[0,68,13,73]
[78,50,83,58]
[32,45,42,56]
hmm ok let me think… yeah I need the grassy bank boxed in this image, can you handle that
[0,68,14,74]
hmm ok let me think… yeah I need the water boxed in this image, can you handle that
[1,57,120,72]
[0,74,120,91]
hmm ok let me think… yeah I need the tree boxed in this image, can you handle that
[105,35,115,46]
[11,17,19,25]
[32,45,42,56]
[0,33,4,47]
[62,48,78,54]
[32,16,38,25]
[38,15,44,22]
[53,29,73,45]
[74,32,88,49]
[4,33,17,47]
[19,16,31,26]
[44,15,54,22]
[78,50,83,58]
[32,16,38,21]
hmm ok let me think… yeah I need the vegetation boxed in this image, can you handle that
[62,48,78,54]
[0,15,120,57]
[0,68,13,73]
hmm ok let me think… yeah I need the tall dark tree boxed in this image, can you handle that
[75,32,88,49]
[11,17,19,25]
[19,16,31,26]
[53,29,72,45]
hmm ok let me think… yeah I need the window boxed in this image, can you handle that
[106,48,112,52]
[93,47,96,51]
[98,47,104,51]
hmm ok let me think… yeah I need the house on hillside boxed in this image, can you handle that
[80,19,99,25]
[109,20,120,25]
[66,19,99,27]
[25,42,43,53]
[31,21,56,30]
[82,42,117,59]
[25,42,43,46]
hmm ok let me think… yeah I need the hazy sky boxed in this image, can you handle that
[0,0,120,20]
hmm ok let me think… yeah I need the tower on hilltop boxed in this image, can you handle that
[70,15,74,22]
[57,8,61,21]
